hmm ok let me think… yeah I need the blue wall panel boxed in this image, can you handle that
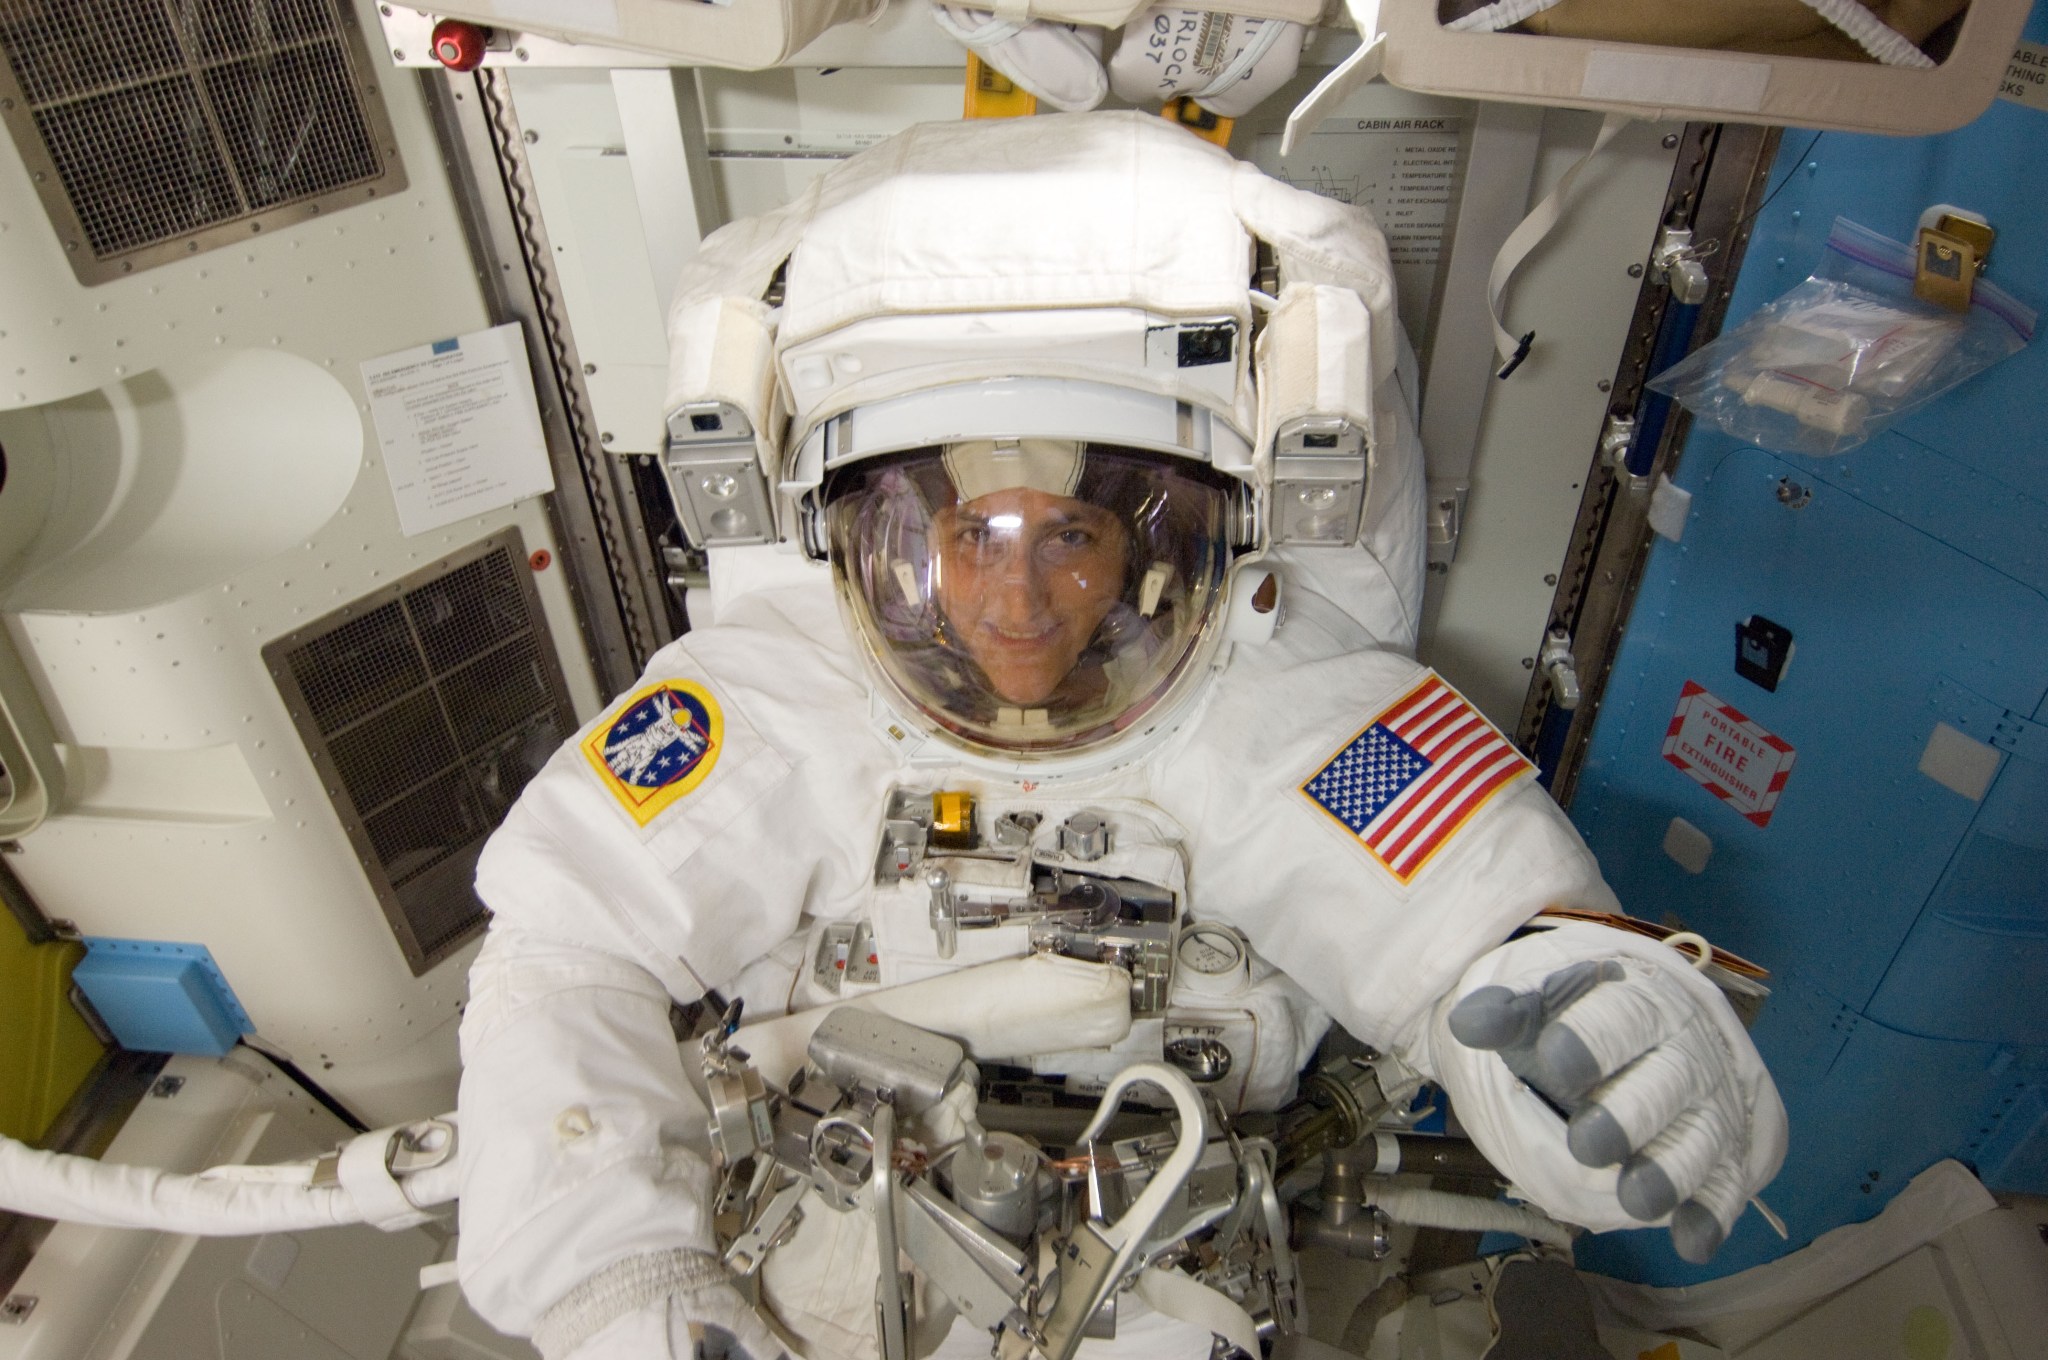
[1569,0,2048,1286]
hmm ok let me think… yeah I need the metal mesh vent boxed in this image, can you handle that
[265,530,575,974]
[0,0,404,285]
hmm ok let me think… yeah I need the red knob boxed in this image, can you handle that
[430,18,490,72]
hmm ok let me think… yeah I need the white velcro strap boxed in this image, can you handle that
[532,1248,729,1360]
[668,296,780,478]
[1135,1267,1261,1359]
[1253,283,1375,467]
[335,1128,431,1231]
[1486,111,1632,376]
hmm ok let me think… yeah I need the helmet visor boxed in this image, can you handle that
[827,443,1240,757]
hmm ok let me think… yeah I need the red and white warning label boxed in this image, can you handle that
[1662,681,1796,827]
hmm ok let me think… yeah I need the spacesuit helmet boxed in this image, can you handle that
[824,435,1247,760]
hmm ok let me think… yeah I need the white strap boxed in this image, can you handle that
[335,1128,426,1230]
[1135,1267,1262,1359]
[1443,0,1564,32]
[1801,0,1935,66]
[1486,111,1632,377]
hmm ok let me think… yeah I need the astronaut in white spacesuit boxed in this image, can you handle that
[453,112,1786,1360]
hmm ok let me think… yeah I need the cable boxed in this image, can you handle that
[1726,130,1826,242]
[238,1036,370,1135]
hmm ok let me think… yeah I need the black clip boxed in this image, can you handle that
[1496,331,1536,380]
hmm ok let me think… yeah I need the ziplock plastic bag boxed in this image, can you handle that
[1648,217,2035,457]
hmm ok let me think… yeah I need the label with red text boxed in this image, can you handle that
[1662,681,1795,827]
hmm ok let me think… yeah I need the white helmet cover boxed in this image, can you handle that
[659,113,1403,764]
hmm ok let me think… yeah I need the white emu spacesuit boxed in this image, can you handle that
[454,113,1786,1360]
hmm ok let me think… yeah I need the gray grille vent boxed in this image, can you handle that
[0,0,404,285]
[265,530,575,975]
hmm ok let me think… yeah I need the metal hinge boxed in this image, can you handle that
[1651,228,1710,305]
[1427,482,1468,568]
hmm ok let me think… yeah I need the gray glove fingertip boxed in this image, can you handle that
[1670,1199,1728,1264]
[1531,1022,1604,1102]
[1565,1102,1631,1169]
[1447,985,1544,1050]
[1616,1156,1680,1221]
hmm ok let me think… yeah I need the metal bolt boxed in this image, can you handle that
[1627,262,1644,278]
[2,1295,37,1325]
[1661,133,1680,149]
[150,1075,186,1099]
[391,48,404,60]
[515,46,529,60]
[600,432,614,445]
[1544,573,1558,586]
[523,129,539,145]
[1595,379,1612,393]
[583,363,597,375]
[1521,657,1535,669]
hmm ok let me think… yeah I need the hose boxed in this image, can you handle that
[1360,1181,1573,1250]
[0,1117,459,1236]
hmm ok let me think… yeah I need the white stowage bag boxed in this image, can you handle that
[1106,9,1309,117]
[931,7,1111,111]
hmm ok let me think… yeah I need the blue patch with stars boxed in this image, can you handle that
[580,679,725,825]
[1303,726,1429,835]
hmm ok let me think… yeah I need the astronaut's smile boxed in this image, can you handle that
[934,488,1129,706]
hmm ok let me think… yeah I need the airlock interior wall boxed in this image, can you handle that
[0,0,406,285]
[0,0,602,1126]
[492,40,1681,729]
[266,529,577,975]
[1569,2,2048,1288]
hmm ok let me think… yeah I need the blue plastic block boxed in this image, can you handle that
[71,939,251,1057]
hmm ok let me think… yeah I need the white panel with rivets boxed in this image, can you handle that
[0,0,602,1125]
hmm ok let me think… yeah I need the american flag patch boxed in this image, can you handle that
[1301,675,1533,884]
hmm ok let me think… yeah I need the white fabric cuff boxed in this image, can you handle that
[533,1248,729,1360]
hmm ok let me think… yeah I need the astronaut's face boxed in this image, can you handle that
[933,488,1130,706]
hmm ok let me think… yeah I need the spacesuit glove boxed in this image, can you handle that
[930,5,1109,111]
[1425,921,1787,1264]
[533,1249,788,1360]
[1107,8,1306,118]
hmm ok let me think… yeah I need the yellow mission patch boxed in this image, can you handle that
[580,679,724,826]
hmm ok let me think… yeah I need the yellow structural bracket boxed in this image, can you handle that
[0,910,105,1145]
[1161,97,1233,148]
[1913,209,1995,313]
[964,54,1037,119]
